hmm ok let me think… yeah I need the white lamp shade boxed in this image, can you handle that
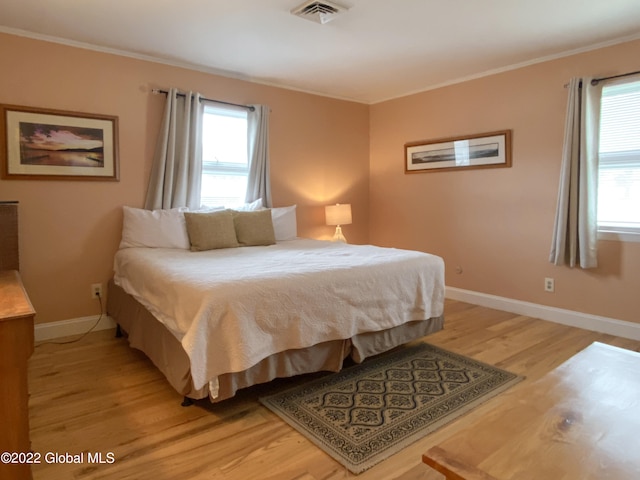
[325,203,352,226]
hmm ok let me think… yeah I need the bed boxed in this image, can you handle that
[107,206,445,403]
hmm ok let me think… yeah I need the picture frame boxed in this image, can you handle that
[405,130,511,173]
[0,104,119,181]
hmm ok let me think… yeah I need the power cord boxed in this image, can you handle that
[35,292,105,347]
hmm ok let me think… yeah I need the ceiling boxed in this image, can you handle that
[1,0,639,104]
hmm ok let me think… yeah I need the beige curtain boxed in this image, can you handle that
[244,105,272,208]
[549,78,602,268]
[145,88,204,210]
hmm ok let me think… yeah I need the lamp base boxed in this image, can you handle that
[332,225,347,243]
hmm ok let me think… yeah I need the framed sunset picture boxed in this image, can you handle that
[1,104,119,180]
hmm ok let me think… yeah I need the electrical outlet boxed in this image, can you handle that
[91,283,103,299]
[544,277,555,293]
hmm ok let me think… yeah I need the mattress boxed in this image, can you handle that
[113,239,445,392]
[107,279,444,402]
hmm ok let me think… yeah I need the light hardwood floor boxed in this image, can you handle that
[27,300,640,480]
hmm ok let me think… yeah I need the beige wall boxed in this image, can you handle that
[2,31,638,327]
[0,33,370,324]
[370,39,640,324]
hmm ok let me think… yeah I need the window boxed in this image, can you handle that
[597,77,640,239]
[200,104,248,208]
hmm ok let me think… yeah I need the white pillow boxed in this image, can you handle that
[119,206,190,249]
[271,205,297,241]
[195,205,226,212]
[235,198,264,211]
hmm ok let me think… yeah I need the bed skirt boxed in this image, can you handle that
[106,279,444,403]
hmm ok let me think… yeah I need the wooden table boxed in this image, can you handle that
[422,342,640,480]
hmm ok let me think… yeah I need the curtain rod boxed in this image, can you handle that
[566,69,640,88]
[592,69,640,85]
[151,88,255,111]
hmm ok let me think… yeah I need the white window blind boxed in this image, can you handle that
[200,104,248,208]
[597,78,640,235]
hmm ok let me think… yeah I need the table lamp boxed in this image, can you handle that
[325,203,352,242]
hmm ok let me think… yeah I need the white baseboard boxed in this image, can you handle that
[34,315,116,342]
[33,288,640,342]
[446,286,640,341]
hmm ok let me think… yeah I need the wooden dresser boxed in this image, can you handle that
[0,201,34,480]
[0,201,20,270]
[0,270,35,480]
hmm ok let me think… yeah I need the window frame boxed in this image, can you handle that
[200,103,249,209]
[596,76,640,243]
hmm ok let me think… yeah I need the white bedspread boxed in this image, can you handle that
[113,239,444,390]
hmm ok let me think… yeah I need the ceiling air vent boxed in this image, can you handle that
[291,0,349,24]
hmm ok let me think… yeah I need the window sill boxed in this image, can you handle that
[598,230,640,243]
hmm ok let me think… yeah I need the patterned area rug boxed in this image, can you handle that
[260,342,522,474]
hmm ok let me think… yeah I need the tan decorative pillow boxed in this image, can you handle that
[231,209,276,246]
[183,210,239,251]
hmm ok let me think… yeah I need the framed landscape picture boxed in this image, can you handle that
[1,104,119,181]
[405,130,511,173]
